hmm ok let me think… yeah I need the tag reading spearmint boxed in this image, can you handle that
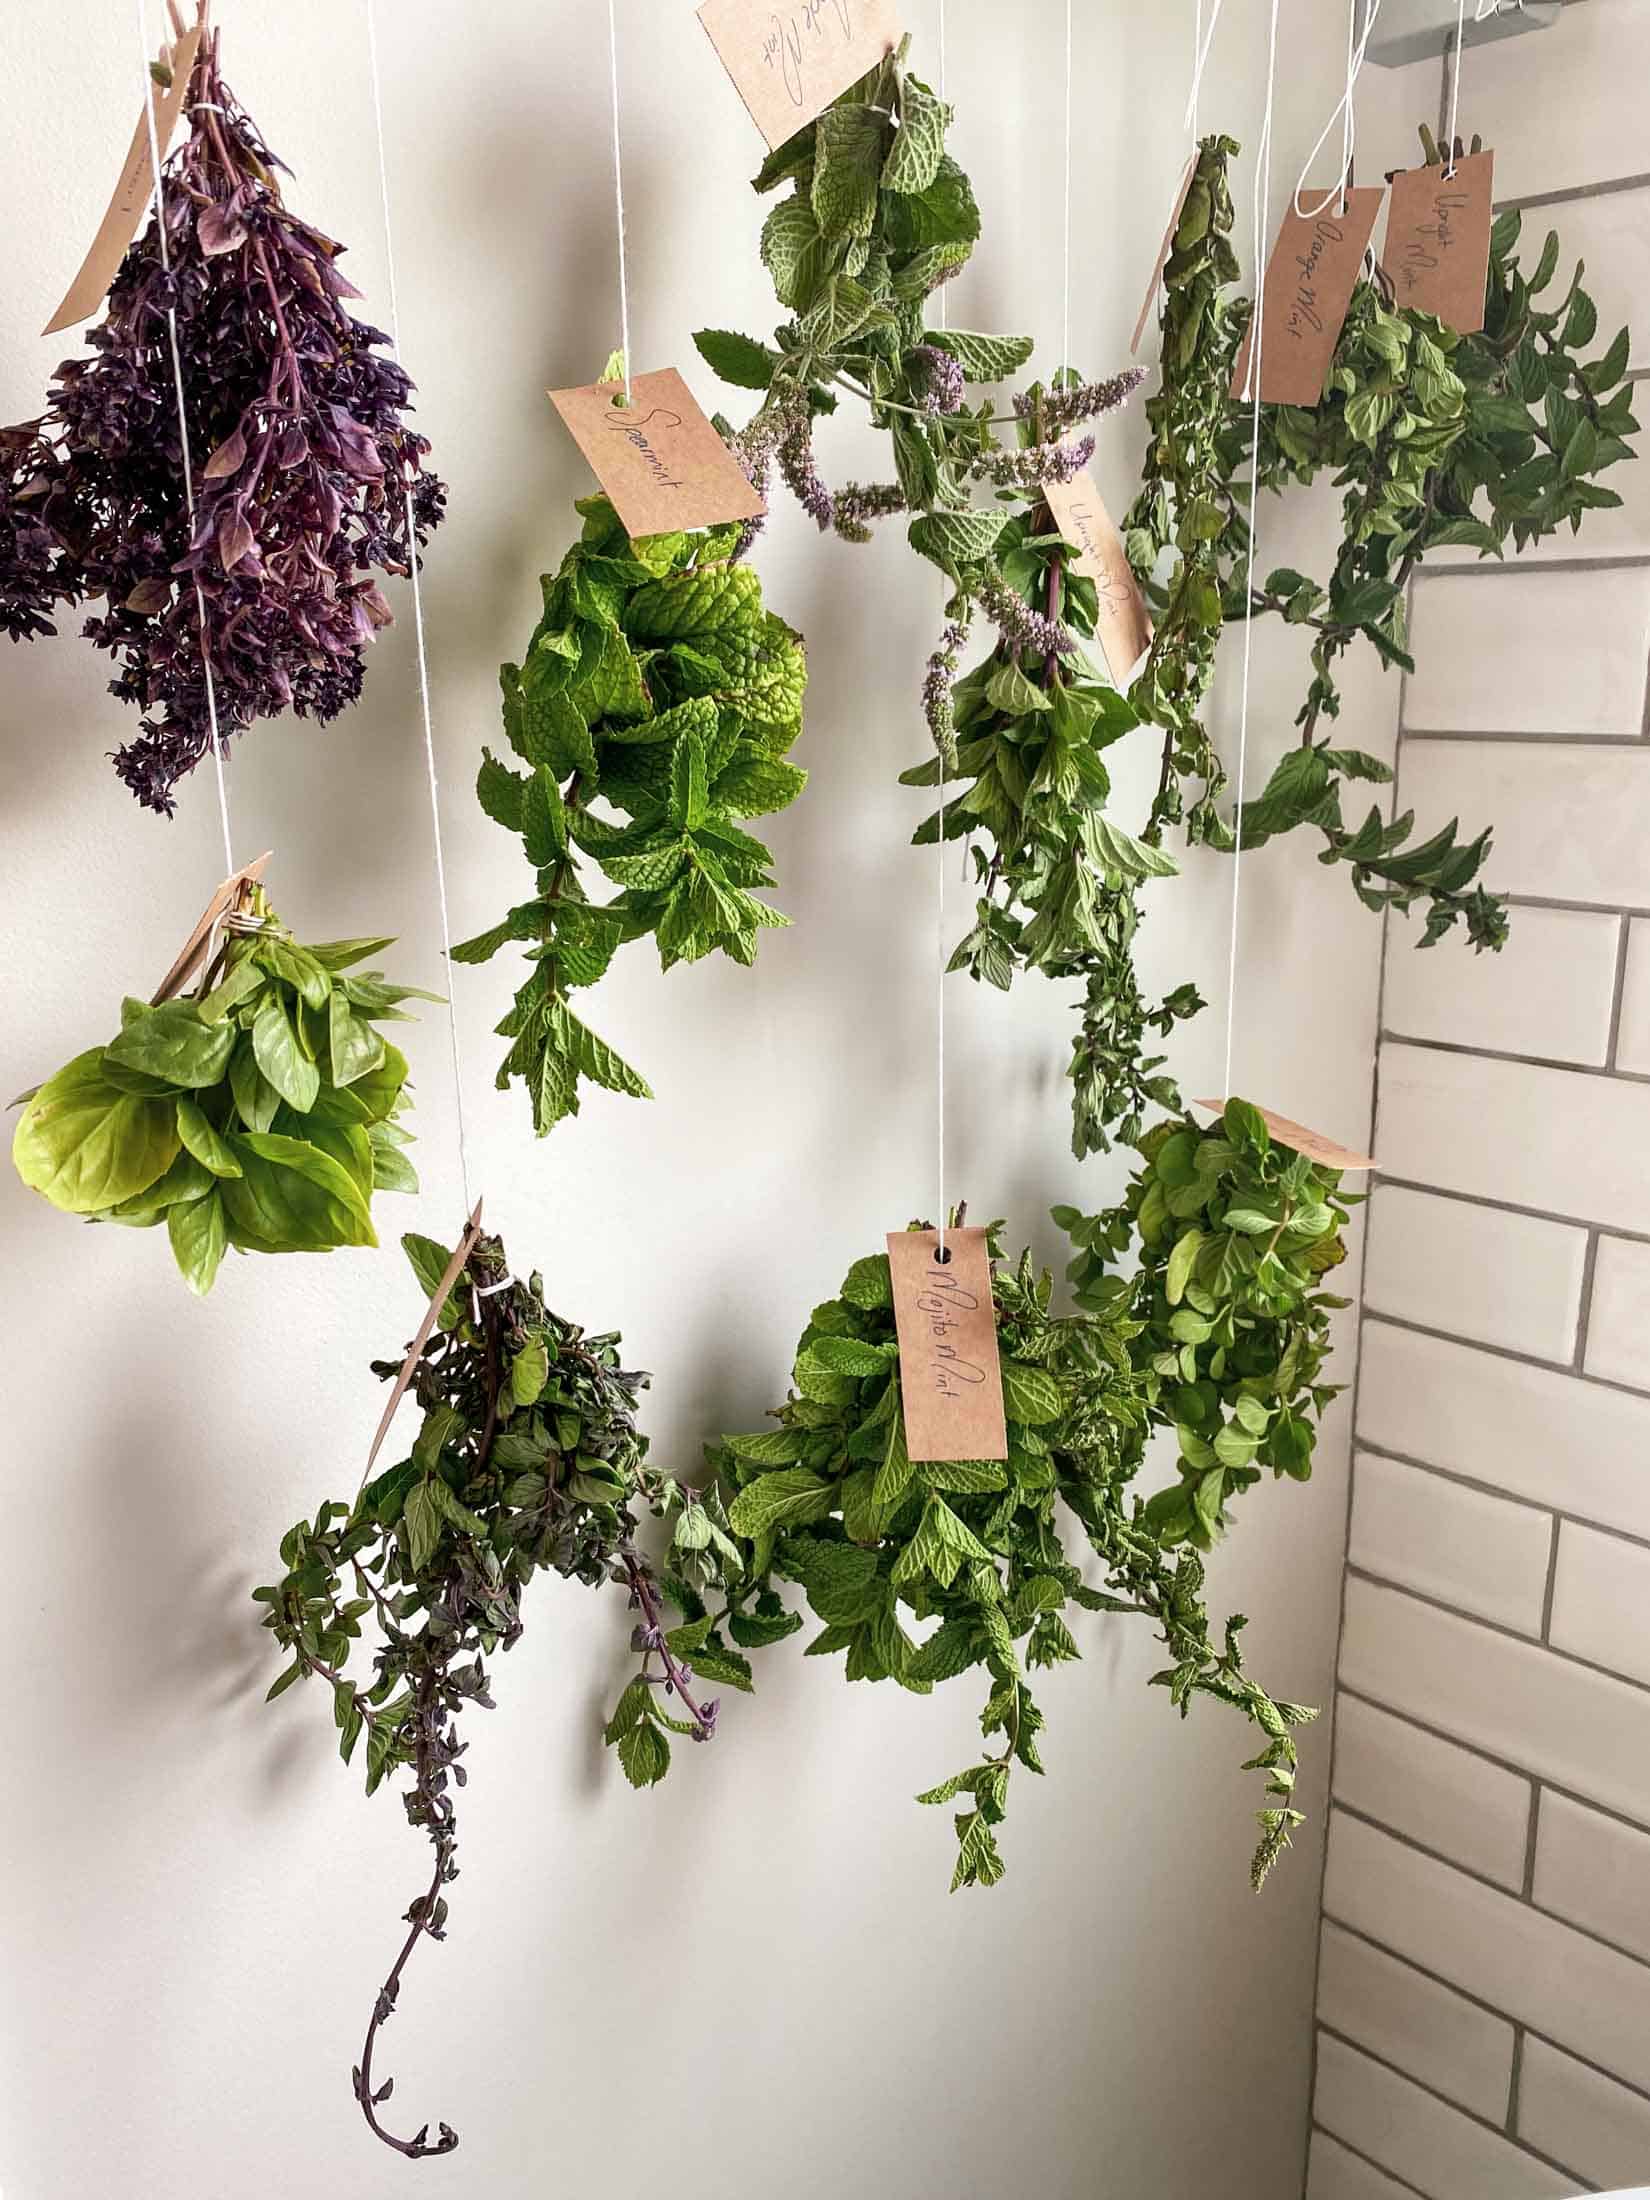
[697,0,903,149]
[548,368,766,540]
[1382,150,1494,335]
[1132,152,1197,356]
[1043,471,1153,683]
[1193,1099,1375,1172]
[45,20,203,337]
[885,1227,1008,1464]
[1231,187,1385,406]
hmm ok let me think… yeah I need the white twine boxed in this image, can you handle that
[1060,0,1073,376]
[1190,0,1204,140]
[1444,0,1500,175]
[135,0,234,876]
[1225,0,1281,1104]
[1182,0,1228,132]
[365,0,476,1217]
[935,0,949,1263]
[607,0,634,399]
[1292,0,1384,219]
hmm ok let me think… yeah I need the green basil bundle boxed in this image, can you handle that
[11,886,434,1291]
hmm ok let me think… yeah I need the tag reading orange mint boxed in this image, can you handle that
[1043,472,1153,682]
[886,1227,1008,1464]
[1231,187,1385,406]
[45,20,204,337]
[1382,150,1494,335]
[549,368,765,541]
[1194,1099,1375,1172]
[1132,153,1197,355]
[697,0,903,149]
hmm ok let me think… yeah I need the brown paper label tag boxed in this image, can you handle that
[1043,472,1153,683]
[150,850,272,1005]
[548,368,766,541]
[1194,1099,1375,1172]
[365,1201,486,1478]
[1381,150,1494,335]
[885,1227,1008,1463]
[1231,187,1385,406]
[44,21,203,337]
[1132,153,1197,356]
[697,0,903,149]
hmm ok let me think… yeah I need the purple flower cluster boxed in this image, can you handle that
[0,30,445,814]
[976,574,1075,662]
[1013,365,1147,434]
[974,433,1095,489]
[831,479,906,544]
[909,344,965,417]
[923,615,973,760]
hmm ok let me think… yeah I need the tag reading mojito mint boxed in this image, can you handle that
[886,1226,1008,1463]
[549,368,766,540]
[1232,187,1385,406]
[1043,471,1153,683]
[1382,150,1494,335]
[697,0,903,149]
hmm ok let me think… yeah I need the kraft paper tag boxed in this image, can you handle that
[549,368,766,541]
[44,19,203,337]
[1194,1099,1375,1172]
[151,850,273,1006]
[1382,150,1495,335]
[366,1201,486,1476]
[885,1227,1008,1464]
[1231,186,1385,407]
[697,0,903,150]
[1132,153,1197,356]
[1043,472,1153,683]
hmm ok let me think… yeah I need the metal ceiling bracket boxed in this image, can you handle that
[1365,0,1563,69]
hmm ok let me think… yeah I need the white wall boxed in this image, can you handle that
[0,7,1370,2196]
[1307,6,1650,2196]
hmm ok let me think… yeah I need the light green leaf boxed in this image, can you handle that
[12,1050,179,1215]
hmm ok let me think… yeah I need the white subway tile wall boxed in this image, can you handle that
[1309,18,1650,2184]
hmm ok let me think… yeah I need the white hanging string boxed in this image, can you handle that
[135,0,234,877]
[606,0,634,399]
[1339,0,1358,213]
[365,0,475,1217]
[1060,0,1073,375]
[1190,0,1204,140]
[1182,0,1228,131]
[1443,0,1496,175]
[1224,0,1281,1103]
[936,0,949,1261]
[1292,0,1384,218]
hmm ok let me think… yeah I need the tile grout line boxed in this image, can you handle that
[1523,1784,1544,1903]
[1353,1435,1650,1554]
[1322,1902,1650,2123]
[1383,1026,1643,1088]
[1359,1304,1649,1408]
[1572,1228,1602,1373]
[1372,1169,1650,1246]
[1398,726,1648,746]
[1344,1560,1650,1703]
[1539,1519,1563,1646]
[1316,2021,1596,2188]
[1606,912,1632,1071]
[1506,2021,1525,2141]
[1336,1678,1650,1850]
[1308,2120,1433,2200]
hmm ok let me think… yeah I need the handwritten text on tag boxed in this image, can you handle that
[548,368,765,541]
[1194,1099,1375,1172]
[1382,150,1494,335]
[886,1227,1008,1463]
[1232,187,1385,407]
[1043,472,1153,683]
[45,22,203,337]
[697,0,903,149]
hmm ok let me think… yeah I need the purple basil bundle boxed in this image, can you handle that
[0,28,445,813]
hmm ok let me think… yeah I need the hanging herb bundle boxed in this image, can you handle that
[10,884,430,1290]
[1062,1100,1355,1551]
[1135,131,1640,956]
[697,1223,1313,1893]
[258,1228,739,2156]
[0,25,446,813]
[456,491,807,1133]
